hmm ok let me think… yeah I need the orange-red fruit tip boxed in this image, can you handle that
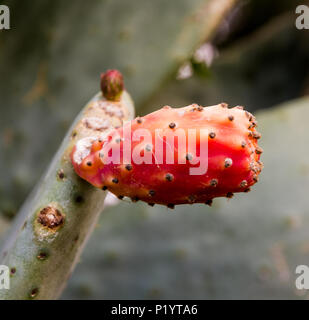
[100,69,124,101]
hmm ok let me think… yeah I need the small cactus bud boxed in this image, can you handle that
[100,69,124,101]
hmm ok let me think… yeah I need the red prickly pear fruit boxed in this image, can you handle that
[71,103,263,207]
[100,69,124,101]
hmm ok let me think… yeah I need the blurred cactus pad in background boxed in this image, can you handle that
[1,0,309,299]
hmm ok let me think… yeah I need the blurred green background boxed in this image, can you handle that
[1,0,309,299]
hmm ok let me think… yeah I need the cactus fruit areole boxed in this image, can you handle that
[0,71,135,300]
[71,103,263,207]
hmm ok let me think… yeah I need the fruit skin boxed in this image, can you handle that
[71,103,263,207]
[0,86,135,300]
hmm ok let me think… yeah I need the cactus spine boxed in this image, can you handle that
[0,74,135,299]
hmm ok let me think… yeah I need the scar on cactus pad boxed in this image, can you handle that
[71,101,263,208]
[37,205,64,229]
